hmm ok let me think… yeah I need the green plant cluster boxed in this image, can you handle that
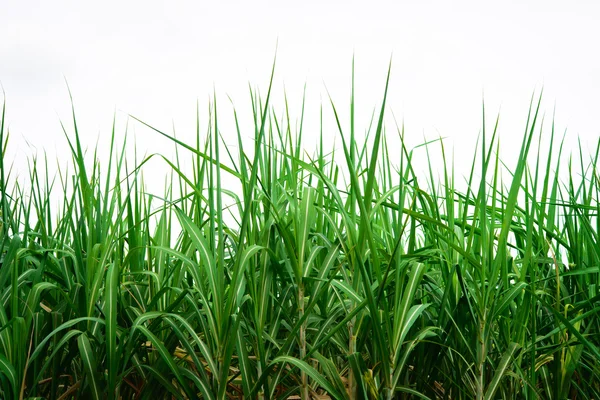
[1,63,599,399]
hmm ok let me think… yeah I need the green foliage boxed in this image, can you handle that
[0,63,599,400]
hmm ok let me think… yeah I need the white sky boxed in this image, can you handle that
[2,0,599,196]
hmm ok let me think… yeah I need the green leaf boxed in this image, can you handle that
[78,332,100,400]
[270,356,344,399]
[484,342,519,400]
[0,354,17,400]
[105,262,119,400]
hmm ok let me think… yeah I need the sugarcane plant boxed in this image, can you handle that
[0,60,599,399]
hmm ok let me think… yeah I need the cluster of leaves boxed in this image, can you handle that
[1,64,599,399]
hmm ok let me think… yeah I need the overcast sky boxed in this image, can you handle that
[2,0,599,192]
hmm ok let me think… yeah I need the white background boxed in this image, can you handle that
[1,0,599,194]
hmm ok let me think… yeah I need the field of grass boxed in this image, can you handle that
[1,64,599,400]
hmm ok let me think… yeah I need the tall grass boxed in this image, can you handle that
[1,64,599,399]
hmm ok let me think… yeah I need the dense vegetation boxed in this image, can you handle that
[1,65,599,399]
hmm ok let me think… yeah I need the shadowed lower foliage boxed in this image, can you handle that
[1,64,599,400]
